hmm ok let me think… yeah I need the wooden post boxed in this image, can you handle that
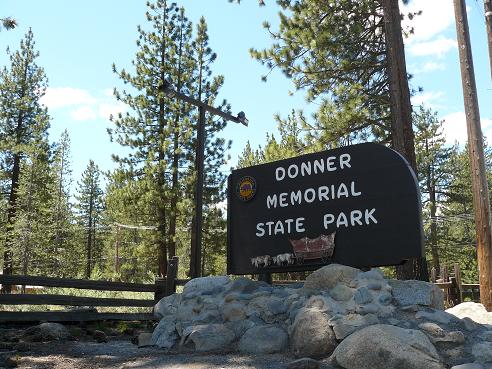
[115,226,120,274]
[258,272,272,285]
[154,277,166,302]
[484,0,492,79]
[454,264,463,304]
[165,256,179,297]
[431,267,437,283]
[442,265,449,282]
[382,0,428,282]
[454,0,492,311]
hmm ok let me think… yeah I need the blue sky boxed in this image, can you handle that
[1,0,491,189]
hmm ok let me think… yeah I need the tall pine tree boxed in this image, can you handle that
[0,29,49,286]
[74,160,105,278]
[109,2,231,278]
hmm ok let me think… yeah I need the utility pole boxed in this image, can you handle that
[382,0,428,281]
[485,0,492,79]
[454,0,492,310]
[160,81,248,279]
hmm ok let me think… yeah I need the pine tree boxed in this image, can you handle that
[109,0,183,276]
[413,106,455,275]
[74,160,105,278]
[109,2,231,278]
[10,132,52,277]
[48,130,76,276]
[0,29,49,286]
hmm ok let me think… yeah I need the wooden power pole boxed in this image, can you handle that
[485,0,492,79]
[382,0,428,281]
[454,0,492,310]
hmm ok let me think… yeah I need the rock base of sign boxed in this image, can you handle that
[152,264,492,369]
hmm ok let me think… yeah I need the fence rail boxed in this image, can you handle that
[0,256,190,322]
[431,264,480,306]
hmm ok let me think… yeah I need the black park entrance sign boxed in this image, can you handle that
[227,143,424,275]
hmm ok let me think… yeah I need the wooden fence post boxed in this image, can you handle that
[165,256,179,297]
[454,263,463,304]
[154,277,166,302]
[431,267,437,283]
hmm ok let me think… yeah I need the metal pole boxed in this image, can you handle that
[191,105,206,278]
[454,0,492,310]
[485,0,492,79]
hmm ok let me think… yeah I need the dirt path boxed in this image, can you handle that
[12,340,309,369]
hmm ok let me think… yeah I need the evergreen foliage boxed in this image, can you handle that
[0,29,50,279]
[107,1,230,279]
[74,160,105,278]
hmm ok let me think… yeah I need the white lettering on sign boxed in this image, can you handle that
[256,217,305,237]
[275,153,352,181]
[266,181,361,209]
[323,209,378,229]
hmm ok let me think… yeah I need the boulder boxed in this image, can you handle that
[226,277,262,294]
[329,284,354,302]
[415,309,457,324]
[22,322,71,342]
[181,324,234,352]
[303,264,359,291]
[152,316,178,350]
[332,324,445,369]
[154,293,181,318]
[418,323,465,344]
[221,302,247,322]
[92,330,107,343]
[354,286,373,304]
[137,332,154,347]
[286,358,321,369]
[238,325,288,354]
[472,342,492,364]
[447,302,492,325]
[330,313,379,340]
[290,308,337,358]
[451,364,484,369]
[389,280,444,309]
[182,276,230,298]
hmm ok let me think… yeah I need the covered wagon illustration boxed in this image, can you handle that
[289,232,336,264]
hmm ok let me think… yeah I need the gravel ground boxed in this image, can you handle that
[7,340,310,369]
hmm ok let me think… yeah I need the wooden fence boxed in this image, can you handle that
[430,264,480,306]
[0,256,190,322]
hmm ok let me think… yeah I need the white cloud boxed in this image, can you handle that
[401,0,455,44]
[421,61,446,73]
[442,112,492,145]
[70,106,97,121]
[42,86,126,122]
[98,102,126,120]
[401,0,457,59]
[409,37,457,58]
[411,91,444,108]
[41,87,97,109]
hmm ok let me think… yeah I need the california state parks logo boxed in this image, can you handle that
[236,176,257,202]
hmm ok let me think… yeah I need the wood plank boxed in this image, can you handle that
[0,294,156,307]
[175,279,191,286]
[0,274,158,292]
[0,311,156,322]
[434,282,453,288]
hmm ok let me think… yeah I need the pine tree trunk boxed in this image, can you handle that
[2,152,21,292]
[383,0,428,281]
[86,201,93,279]
[427,147,440,275]
[168,16,185,261]
[156,2,169,277]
